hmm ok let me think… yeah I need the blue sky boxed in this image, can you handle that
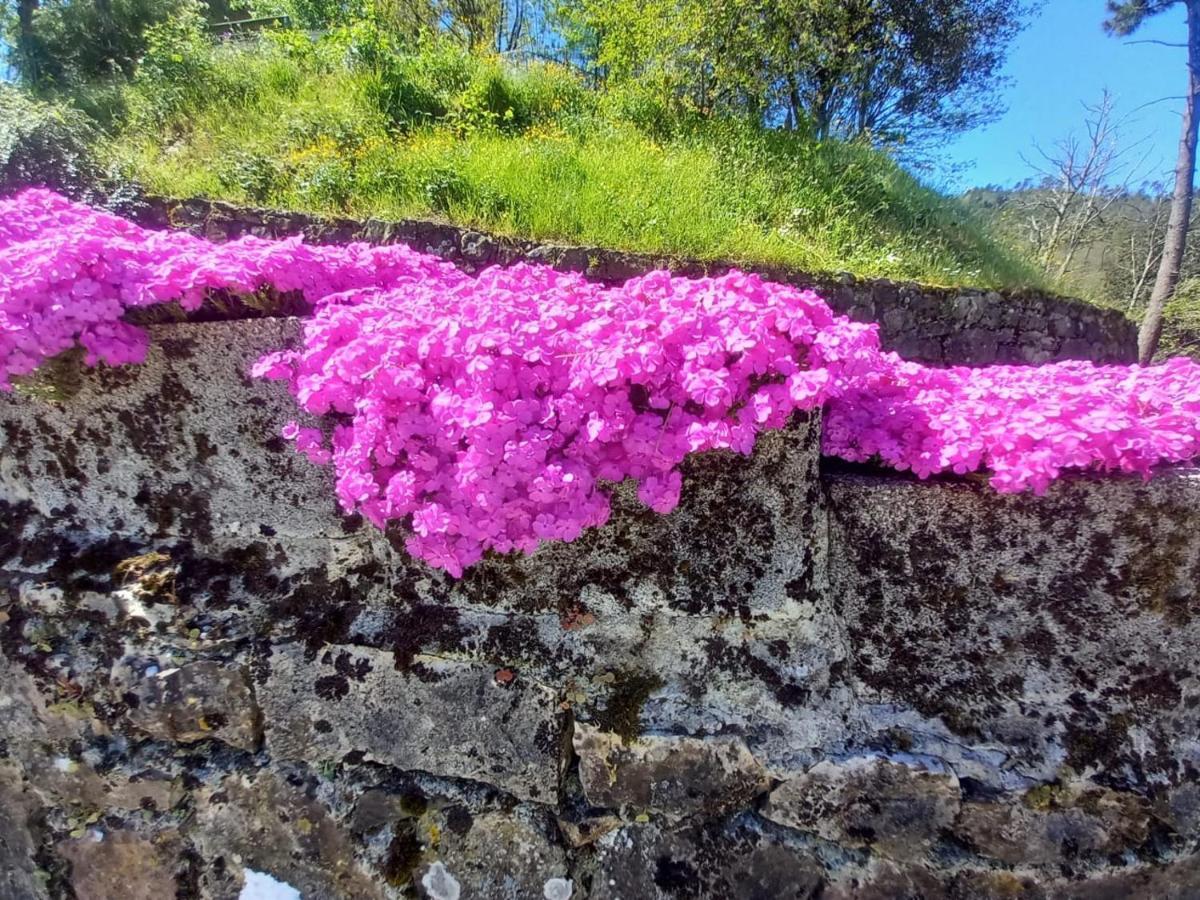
[942,0,1186,191]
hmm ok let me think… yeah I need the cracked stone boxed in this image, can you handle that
[260,642,564,803]
[574,724,770,820]
[762,756,960,859]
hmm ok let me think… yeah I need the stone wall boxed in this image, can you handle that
[2,319,1198,899]
[130,196,1138,367]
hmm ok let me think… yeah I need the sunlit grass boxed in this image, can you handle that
[100,42,1045,290]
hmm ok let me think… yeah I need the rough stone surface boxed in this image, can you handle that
[0,318,341,546]
[588,817,827,900]
[957,786,1151,866]
[192,771,387,900]
[260,642,564,803]
[57,829,182,900]
[134,195,1138,366]
[2,318,1198,896]
[414,810,568,900]
[828,468,1200,790]
[0,771,45,900]
[574,724,769,819]
[762,756,961,860]
[125,660,261,751]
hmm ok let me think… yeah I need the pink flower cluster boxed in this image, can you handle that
[4,189,1200,576]
[253,265,876,574]
[826,356,1200,493]
[0,189,462,385]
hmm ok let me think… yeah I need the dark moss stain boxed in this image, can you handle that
[1129,672,1183,710]
[1065,712,1133,774]
[327,650,372,681]
[193,432,218,463]
[703,635,810,708]
[481,619,558,669]
[159,337,198,361]
[654,856,701,896]
[593,671,663,744]
[268,570,362,660]
[444,804,473,835]
[114,371,195,466]
[0,500,34,563]
[379,822,424,887]
[314,674,350,701]
[384,604,467,670]
[133,481,214,543]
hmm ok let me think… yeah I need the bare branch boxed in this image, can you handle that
[1124,40,1188,48]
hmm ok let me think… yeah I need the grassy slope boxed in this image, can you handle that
[101,40,1044,290]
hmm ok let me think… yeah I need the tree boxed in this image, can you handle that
[558,0,1032,156]
[1011,92,1139,280]
[1111,192,1172,308]
[1106,0,1200,363]
[1,0,190,85]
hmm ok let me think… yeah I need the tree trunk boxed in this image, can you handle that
[1139,0,1200,364]
[16,0,38,84]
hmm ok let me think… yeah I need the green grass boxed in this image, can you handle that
[97,31,1045,290]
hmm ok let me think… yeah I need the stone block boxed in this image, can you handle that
[827,469,1200,786]
[573,724,769,820]
[0,319,344,547]
[589,817,826,900]
[414,810,568,900]
[762,756,960,859]
[259,642,564,803]
[126,661,261,751]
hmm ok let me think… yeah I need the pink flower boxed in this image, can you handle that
[8,190,1200,578]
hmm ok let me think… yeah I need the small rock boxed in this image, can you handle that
[762,756,960,859]
[126,661,261,751]
[421,862,462,900]
[419,810,568,900]
[57,829,181,900]
[957,785,1151,866]
[573,724,769,820]
[192,772,386,900]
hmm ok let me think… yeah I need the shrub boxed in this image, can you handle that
[217,151,286,204]
[9,0,186,85]
[0,86,100,199]
[1161,280,1200,361]
[7,190,1198,576]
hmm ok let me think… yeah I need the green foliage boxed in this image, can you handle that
[559,0,1032,157]
[6,0,188,85]
[0,84,100,198]
[95,34,1040,288]
[1103,1,1178,37]
[1161,278,1200,359]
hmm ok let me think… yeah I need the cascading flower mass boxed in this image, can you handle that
[3,189,1199,575]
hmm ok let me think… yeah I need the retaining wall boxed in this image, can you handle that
[1,318,1197,898]
[131,196,1139,367]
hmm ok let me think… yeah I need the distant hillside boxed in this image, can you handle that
[961,185,1200,359]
